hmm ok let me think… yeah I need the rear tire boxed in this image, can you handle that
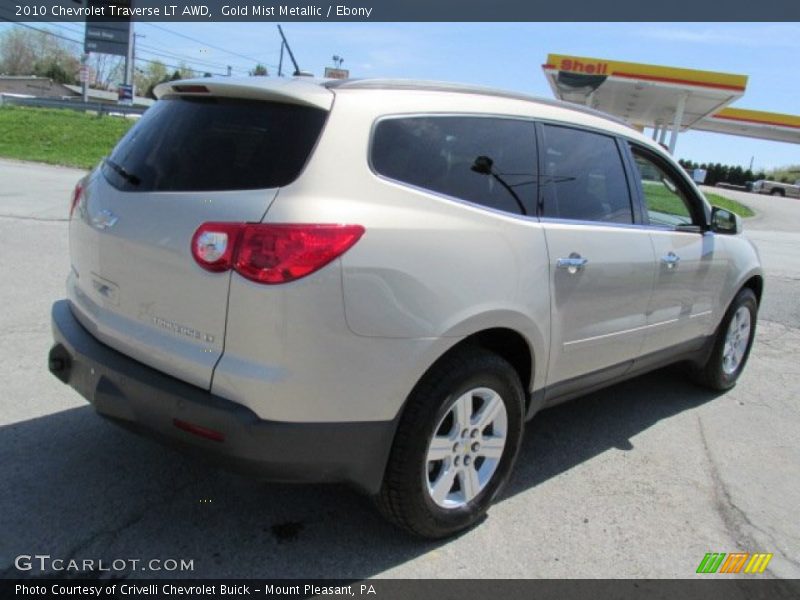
[693,288,758,391]
[376,346,525,538]
[770,188,785,197]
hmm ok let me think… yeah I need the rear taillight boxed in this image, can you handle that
[191,223,365,284]
[235,224,365,284]
[69,181,84,219]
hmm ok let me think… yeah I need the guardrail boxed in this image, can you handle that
[0,94,148,116]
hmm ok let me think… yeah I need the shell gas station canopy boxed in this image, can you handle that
[542,53,800,153]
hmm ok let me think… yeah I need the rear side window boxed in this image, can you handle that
[540,125,633,224]
[103,97,327,192]
[371,116,538,215]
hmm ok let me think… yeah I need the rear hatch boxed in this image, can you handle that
[67,81,332,389]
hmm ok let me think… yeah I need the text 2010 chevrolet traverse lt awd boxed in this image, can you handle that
[49,78,762,538]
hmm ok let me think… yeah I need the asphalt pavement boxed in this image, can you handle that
[0,159,797,579]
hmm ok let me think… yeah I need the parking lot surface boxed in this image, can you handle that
[0,159,798,579]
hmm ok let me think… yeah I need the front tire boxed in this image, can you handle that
[694,288,758,390]
[377,346,525,538]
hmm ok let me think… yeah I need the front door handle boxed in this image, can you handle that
[661,252,681,269]
[556,253,588,274]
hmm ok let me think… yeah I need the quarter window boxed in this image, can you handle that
[540,125,633,224]
[630,147,695,227]
[371,116,538,215]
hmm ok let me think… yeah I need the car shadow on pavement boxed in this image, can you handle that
[0,366,721,579]
[504,366,722,500]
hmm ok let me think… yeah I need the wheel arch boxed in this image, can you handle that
[410,327,537,416]
[375,323,543,494]
[741,273,764,306]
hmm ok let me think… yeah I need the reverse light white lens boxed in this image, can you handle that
[196,231,228,263]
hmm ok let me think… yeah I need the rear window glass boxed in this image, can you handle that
[103,97,327,192]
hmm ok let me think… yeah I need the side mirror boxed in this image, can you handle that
[711,206,742,235]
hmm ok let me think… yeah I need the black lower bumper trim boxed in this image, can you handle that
[49,300,396,494]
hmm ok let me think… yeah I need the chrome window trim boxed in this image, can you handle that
[329,78,633,129]
[373,170,543,225]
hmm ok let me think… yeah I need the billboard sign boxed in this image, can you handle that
[324,67,350,80]
[84,0,131,57]
[118,84,134,105]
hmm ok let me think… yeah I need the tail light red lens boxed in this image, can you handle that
[235,224,365,284]
[191,223,365,284]
[69,181,84,219]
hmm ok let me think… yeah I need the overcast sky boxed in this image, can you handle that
[5,21,799,170]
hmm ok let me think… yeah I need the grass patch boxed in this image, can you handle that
[703,191,755,218]
[0,106,134,170]
[642,181,754,219]
[642,183,692,219]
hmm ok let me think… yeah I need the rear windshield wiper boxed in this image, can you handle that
[105,158,141,186]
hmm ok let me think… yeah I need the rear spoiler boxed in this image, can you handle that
[153,77,334,110]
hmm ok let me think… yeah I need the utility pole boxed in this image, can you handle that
[81,53,89,103]
[124,22,135,87]
[132,33,144,94]
[227,65,232,77]
[277,25,302,76]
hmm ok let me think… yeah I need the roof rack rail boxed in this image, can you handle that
[325,78,633,128]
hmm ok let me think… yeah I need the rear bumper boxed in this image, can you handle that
[48,300,396,494]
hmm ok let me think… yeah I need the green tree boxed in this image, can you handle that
[250,63,268,76]
[134,60,168,98]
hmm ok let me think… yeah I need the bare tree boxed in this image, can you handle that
[0,28,80,83]
[89,53,124,90]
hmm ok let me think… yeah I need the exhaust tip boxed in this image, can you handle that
[48,344,72,384]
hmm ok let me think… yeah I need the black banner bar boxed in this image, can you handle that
[5,0,800,22]
[3,579,800,600]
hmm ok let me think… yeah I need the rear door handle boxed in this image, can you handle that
[556,253,588,273]
[661,252,680,269]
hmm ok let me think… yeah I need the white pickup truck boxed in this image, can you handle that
[751,179,800,198]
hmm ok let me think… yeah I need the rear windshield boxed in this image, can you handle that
[103,96,328,192]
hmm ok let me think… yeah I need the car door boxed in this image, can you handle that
[538,124,656,393]
[626,144,726,354]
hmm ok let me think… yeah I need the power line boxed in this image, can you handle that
[0,20,244,77]
[0,10,84,38]
[0,19,277,74]
[0,17,83,46]
[29,19,84,37]
[142,22,279,70]
[136,42,244,73]
[134,55,229,78]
